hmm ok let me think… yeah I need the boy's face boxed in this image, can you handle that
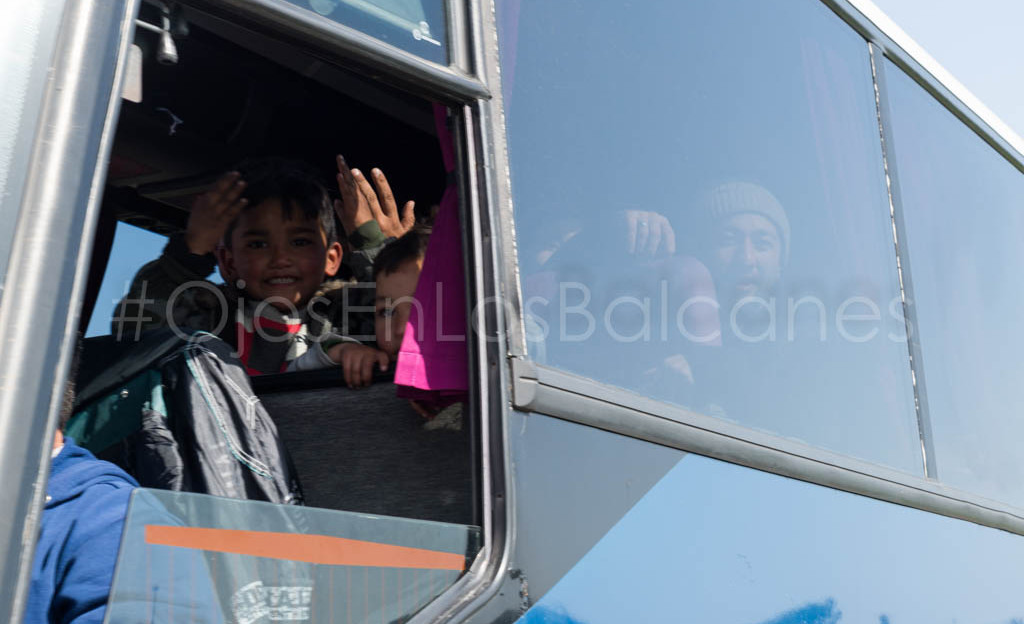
[218,199,342,311]
[375,259,422,360]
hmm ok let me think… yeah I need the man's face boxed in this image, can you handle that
[375,259,422,360]
[711,213,782,301]
[219,199,342,311]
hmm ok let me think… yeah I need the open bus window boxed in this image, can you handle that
[65,2,476,620]
[84,222,195,339]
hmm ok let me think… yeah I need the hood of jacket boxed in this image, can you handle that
[46,438,139,508]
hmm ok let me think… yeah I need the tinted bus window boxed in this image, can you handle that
[498,0,922,472]
[883,59,1024,506]
[281,0,447,64]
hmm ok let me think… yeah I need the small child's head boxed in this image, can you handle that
[216,158,342,311]
[372,226,432,359]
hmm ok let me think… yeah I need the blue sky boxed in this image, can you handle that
[871,0,1024,137]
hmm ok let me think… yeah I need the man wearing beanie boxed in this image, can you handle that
[697,181,790,327]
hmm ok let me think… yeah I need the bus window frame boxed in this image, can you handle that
[183,0,488,104]
[491,0,1024,573]
[0,0,141,620]
[5,0,514,622]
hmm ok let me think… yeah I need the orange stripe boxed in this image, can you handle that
[145,525,465,571]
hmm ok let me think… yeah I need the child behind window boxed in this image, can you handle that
[324,226,432,388]
[115,156,413,375]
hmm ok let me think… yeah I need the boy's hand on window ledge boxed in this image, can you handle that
[327,342,390,388]
[335,155,415,240]
[185,172,248,255]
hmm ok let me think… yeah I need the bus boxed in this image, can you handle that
[3,0,1024,621]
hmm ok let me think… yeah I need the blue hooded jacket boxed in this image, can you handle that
[25,438,138,624]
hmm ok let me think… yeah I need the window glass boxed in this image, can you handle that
[497,0,922,472]
[87,222,168,338]
[883,59,1024,505]
[87,222,226,339]
[106,489,479,623]
[281,0,447,64]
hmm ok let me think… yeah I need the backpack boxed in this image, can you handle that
[68,329,303,504]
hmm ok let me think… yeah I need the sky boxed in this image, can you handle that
[870,0,1024,138]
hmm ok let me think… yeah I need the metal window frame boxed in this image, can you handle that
[409,0,519,620]
[829,0,1024,172]
[408,102,518,624]
[183,0,489,104]
[0,0,140,620]
[867,42,938,480]
[511,361,1024,536]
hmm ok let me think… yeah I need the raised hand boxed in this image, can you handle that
[184,172,247,255]
[625,210,676,258]
[335,155,415,240]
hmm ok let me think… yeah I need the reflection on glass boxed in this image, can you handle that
[107,489,480,623]
[497,0,921,473]
[519,451,1024,623]
[0,0,66,305]
[281,0,447,64]
[883,58,1024,506]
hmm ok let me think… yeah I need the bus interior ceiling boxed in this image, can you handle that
[103,2,446,237]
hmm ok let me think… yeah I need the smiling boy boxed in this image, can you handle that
[219,197,342,310]
[116,156,414,375]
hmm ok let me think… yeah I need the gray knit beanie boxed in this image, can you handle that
[697,182,790,265]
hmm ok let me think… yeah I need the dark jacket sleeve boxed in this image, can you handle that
[346,220,392,284]
[111,235,224,338]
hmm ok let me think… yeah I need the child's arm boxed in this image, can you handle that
[335,156,415,283]
[111,174,247,336]
[335,155,414,240]
[285,336,388,389]
[328,342,390,389]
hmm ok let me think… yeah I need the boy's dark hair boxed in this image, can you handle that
[223,157,338,247]
[58,335,84,432]
[373,226,432,278]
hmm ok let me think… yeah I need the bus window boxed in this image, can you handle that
[63,1,476,620]
[882,58,1024,507]
[498,0,922,473]
[280,0,448,64]
[85,222,169,338]
[105,489,478,623]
